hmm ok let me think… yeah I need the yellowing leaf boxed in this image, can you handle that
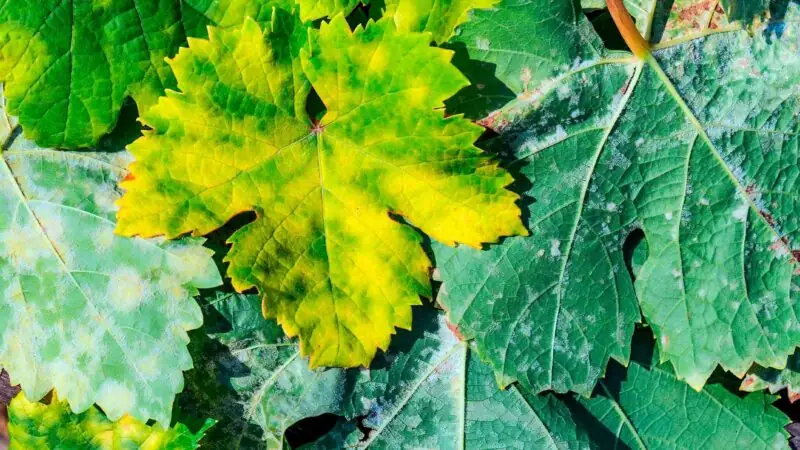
[116,16,524,368]
[8,393,213,450]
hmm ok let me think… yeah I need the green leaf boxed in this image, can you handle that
[0,91,222,424]
[333,308,592,449]
[116,16,525,368]
[434,0,800,394]
[0,0,188,148]
[575,334,790,449]
[384,0,499,44]
[296,0,365,22]
[174,292,347,450]
[8,393,214,449]
[742,349,800,403]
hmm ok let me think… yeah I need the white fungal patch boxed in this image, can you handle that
[106,267,150,312]
[664,212,673,221]
[699,197,710,206]
[732,203,748,222]
[550,240,561,257]
[475,38,491,50]
[606,202,618,212]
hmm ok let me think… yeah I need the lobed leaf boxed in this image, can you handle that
[0,91,222,424]
[575,334,791,449]
[8,393,213,449]
[116,16,524,368]
[0,0,187,148]
[435,0,800,394]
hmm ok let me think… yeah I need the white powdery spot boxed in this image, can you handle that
[699,197,710,206]
[550,240,561,257]
[732,203,748,222]
[107,266,151,312]
[475,38,491,50]
[664,212,673,221]
[606,202,618,212]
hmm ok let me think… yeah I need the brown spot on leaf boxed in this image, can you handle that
[789,389,800,403]
[741,374,758,389]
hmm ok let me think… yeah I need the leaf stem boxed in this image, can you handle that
[607,0,650,59]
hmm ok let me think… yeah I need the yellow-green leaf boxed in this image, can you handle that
[8,393,213,449]
[116,16,524,368]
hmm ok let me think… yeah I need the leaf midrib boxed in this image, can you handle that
[0,152,158,417]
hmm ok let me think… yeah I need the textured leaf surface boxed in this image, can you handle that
[8,393,213,450]
[174,292,347,450]
[0,94,222,424]
[116,16,524,368]
[435,0,800,394]
[575,335,790,449]
[0,0,187,148]
[336,309,591,449]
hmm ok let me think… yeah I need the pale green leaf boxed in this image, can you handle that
[0,90,222,424]
[434,0,800,394]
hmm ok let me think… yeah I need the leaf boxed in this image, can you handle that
[721,0,771,24]
[182,294,592,449]
[434,0,800,394]
[0,91,222,424]
[0,0,188,148]
[116,16,525,368]
[742,350,800,403]
[333,308,592,449]
[443,0,607,119]
[574,333,791,449]
[384,0,499,44]
[173,292,347,450]
[296,0,366,22]
[8,392,214,449]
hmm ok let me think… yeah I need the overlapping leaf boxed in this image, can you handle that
[0,91,222,424]
[179,296,592,449]
[8,393,213,449]
[0,0,189,148]
[574,333,790,449]
[743,350,800,403]
[435,0,800,395]
[116,16,524,368]
[174,292,347,449]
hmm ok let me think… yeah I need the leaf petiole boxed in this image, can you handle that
[607,0,650,58]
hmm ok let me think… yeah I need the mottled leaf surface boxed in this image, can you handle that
[174,292,347,450]
[8,393,213,450]
[0,0,187,148]
[117,16,524,368]
[435,0,800,394]
[0,94,222,424]
[329,309,591,449]
[576,335,790,449]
